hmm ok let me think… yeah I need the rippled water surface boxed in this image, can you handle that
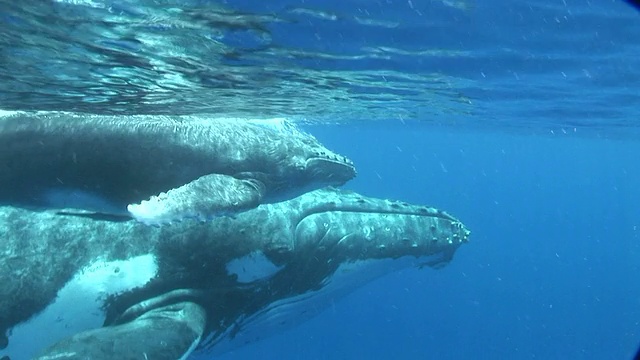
[1,0,638,133]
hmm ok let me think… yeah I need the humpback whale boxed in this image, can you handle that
[0,188,470,359]
[0,111,356,224]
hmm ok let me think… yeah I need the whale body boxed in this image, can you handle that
[0,112,356,225]
[0,188,469,359]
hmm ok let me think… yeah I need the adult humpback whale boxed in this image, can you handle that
[0,111,356,224]
[0,188,470,359]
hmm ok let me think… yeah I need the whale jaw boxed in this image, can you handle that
[304,157,357,187]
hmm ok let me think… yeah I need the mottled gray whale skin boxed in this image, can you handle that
[0,188,470,360]
[0,111,356,224]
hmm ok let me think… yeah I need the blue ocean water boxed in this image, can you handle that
[1,0,640,359]
[217,125,640,359]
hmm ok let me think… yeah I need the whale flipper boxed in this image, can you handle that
[127,174,266,225]
[34,302,206,360]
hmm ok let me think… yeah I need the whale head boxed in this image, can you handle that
[290,188,470,267]
[292,132,357,184]
[256,131,356,204]
[303,150,356,185]
[204,188,470,355]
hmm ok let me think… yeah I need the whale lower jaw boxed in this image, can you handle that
[201,253,445,356]
[305,157,357,187]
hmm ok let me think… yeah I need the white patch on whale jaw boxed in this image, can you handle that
[225,251,284,284]
[1,254,158,360]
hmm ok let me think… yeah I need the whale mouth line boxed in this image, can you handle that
[305,157,357,184]
[307,157,355,168]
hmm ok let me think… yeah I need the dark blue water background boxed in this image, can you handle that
[213,124,640,359]
[1,0,640,359]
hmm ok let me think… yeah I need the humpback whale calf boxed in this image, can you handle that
[0,111,356,224]
[0,188,470,359]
